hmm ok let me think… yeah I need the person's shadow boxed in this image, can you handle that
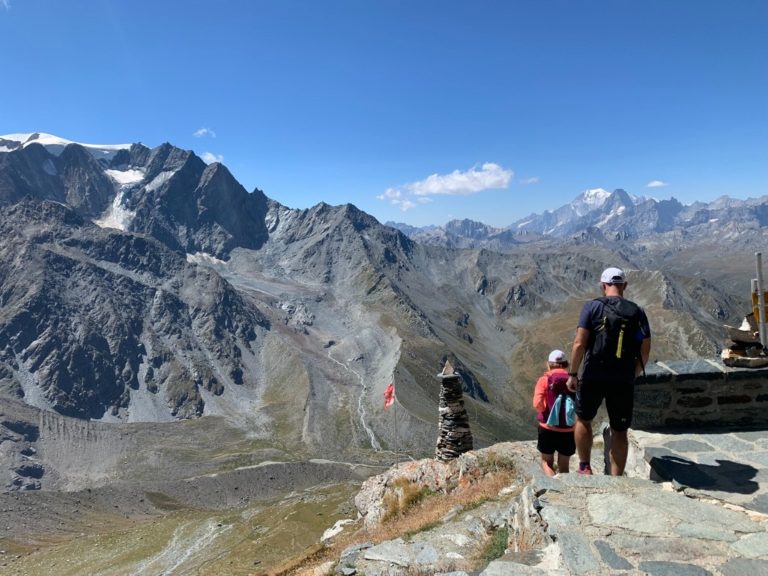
[648,454,759,495]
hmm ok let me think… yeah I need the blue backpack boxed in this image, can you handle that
[541,371,576,428]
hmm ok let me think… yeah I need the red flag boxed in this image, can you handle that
[383,383,395,410]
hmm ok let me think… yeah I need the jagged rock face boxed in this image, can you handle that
[0,199,268,420]
[0,142,114,215]
[0,140,270,260]
[264,201,415,291]
[125,145,270,258]
[443,219,501,241]
[394,219,513,250]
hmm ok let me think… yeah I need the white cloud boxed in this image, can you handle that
[521,176,539,185]
[646,180,669,188]
[1,0,10,10]
[377,188,401,201]
[193,127,216,138]
[379,162,513,211]
[201,151,224,164]
[376,188,416,211]
[409,163,513,196]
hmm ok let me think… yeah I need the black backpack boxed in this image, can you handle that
[589,297,643,373]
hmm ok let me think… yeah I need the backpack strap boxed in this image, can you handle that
[545,395,563,427]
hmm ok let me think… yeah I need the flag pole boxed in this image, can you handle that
[757,252,767,349]
[394,394,398,452]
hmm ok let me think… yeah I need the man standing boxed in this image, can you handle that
[566,267,651,476]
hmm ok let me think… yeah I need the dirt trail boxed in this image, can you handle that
[327,349,382,451]
[130,519,233,575]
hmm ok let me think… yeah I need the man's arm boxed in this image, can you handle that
[567,327,590,391]
[637,337,651,376]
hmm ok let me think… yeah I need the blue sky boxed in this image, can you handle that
[1,1,766,227]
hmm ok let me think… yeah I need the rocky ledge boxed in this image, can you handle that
[320,431,768,576]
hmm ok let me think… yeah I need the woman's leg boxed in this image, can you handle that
[540,453,556,476]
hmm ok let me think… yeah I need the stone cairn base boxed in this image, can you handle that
[435,360,473,461]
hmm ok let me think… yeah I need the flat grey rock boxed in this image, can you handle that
[747,492,768,514]
[363,539,411,566]
[556,530,600,575]
[730,531,768,559]
[609,533,727,563]
[480,560,551,575]
[662,439,714,453]
[699,434,755,454]
[719,558,768,576]
[588,493,673,533]
[539,504,580,534]
[637,560,714,576]
[674,522,740,542]
[594,540,633,570]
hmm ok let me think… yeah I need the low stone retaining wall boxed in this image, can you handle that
[634,358,768,429]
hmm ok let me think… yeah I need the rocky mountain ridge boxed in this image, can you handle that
[390,187,768,248]
[0,132,759,490]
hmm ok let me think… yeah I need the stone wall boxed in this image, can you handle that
[634,359,768,429]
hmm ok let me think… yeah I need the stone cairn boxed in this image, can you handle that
[435,360,473,461]
[722,312,768,368]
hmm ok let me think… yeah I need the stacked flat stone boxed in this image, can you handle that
[721,313,768,368]
[435,360,473,461]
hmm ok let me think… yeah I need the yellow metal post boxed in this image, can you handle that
[756,253,768,348]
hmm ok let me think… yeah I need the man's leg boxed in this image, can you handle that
[609,428,628,476]
[557,453,571,474]
[574,377,601,474]
[574,417,593,468]
[605,381,634,476]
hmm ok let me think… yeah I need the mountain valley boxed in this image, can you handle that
[0,132,765,573]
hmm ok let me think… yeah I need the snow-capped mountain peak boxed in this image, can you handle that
[582,187,612,207]
[568,187,614,218]
[396,185,768,248]
[0,132,131,161]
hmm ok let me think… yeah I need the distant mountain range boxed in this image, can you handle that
[388,188,768,248]
[0,132,764,491]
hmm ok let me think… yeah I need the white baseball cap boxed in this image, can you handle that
[600,267,626,284]
[548,349,567,363]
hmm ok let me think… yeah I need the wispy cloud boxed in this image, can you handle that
[193,127,216,138]
[646,180,669,188]
[201,151,224,164]
[521,176,539,185]
[1,0,10,10]
[377,188,418,211]
[379,163,513,211]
